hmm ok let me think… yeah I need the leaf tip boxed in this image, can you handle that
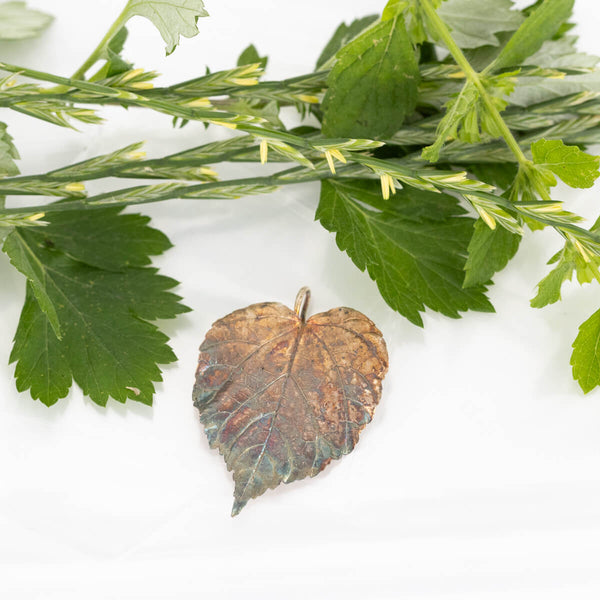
[231,498,247,517]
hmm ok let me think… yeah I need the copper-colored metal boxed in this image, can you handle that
[193,288,388,516]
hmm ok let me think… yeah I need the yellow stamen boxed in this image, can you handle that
[479,209,497,230]
[329,148,347,164]
[128,81,154,90]
[532,202,563,214]
[230,78,259,86]
[120,68,144,83]
[296,94,320,104]
[125,151,146,161]
[27,212,45,221]
[448,70,466,79]
[380,174,390,200]
[200,167,218,178]
[435,172,467,184]
[237,63,262,76]
[260,139,269,165]
[210,120,237,129]
[186,97,211,108]
[64,182,85,192]
[574,239,591,263]
[324,150,336,174]
[389,175,397,195]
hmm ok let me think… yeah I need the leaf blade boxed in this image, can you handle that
[321,15,420,139]
[316,179,494,326]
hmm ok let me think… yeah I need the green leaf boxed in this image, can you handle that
[33,207,173,271]
[123,0,208,55]
[464,219,521,287]
[316,15,378,70]
[0,121,19,177]
[531,232,600,309]
[571,308,600,394]
[321,14,420,139]
[5,208,189,406]
[10,285,71,405]
[3,229,62,338]
[438,0,524,49]
[91,27,132,79]
[316,179,494,326]
[489,0,575,72]
[0,1,52,40]
[237,44,267,69]
[524,35,599,71]
[531,139,600,189]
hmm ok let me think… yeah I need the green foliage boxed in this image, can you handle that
[0,1,52,40]
[316,179,493,327]
[464,220,521,287]
[0,122,19,177]
[531,139,600,189]
[2,0,600,403]
[572,309,600,393]
[315,15,378,70]
[422,72,516,162]
[489,0,575,72]
[437,0,523,49]
[5,208,189,406]
[122,0,208,55]
[531,225,600,309]
[321,14,419,139]
[237,44,268,69]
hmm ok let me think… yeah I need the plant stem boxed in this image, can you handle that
[0,166,360,218]
[71,4,130,80]
[420,0,529,167]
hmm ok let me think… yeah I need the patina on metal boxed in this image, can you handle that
[193,287,389,516]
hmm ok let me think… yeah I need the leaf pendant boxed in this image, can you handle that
[193,287,388,516]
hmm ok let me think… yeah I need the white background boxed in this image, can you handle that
[1,1,600,598]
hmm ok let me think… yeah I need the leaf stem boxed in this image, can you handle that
[71,4,130,80]
[420,0,529,166]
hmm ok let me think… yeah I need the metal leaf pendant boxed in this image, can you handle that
[193,287,388,515]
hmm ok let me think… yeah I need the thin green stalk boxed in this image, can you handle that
[0,167,357,218]
[71,4,130,80]
[420,0,529,166]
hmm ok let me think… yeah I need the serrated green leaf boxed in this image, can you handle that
[316,179,494,327]
[489,0,575,72]
[572,308,600,394]
[10,284,71,406]
[316,15,379,70]
[525,35,599,71]
[321,14,419,139]
[3,229,62,338]
[5,208,190,406]
[34,207,173,271]
[531,139,600,188]
[0,1,52,40]
[464,219,521,287]
[0,121,19,177]
[438,0,523,49]
[530,249,574,308]
[531,231,600,309]
[123,0,208,55]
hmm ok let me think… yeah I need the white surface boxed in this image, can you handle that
[1,1,600,598]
